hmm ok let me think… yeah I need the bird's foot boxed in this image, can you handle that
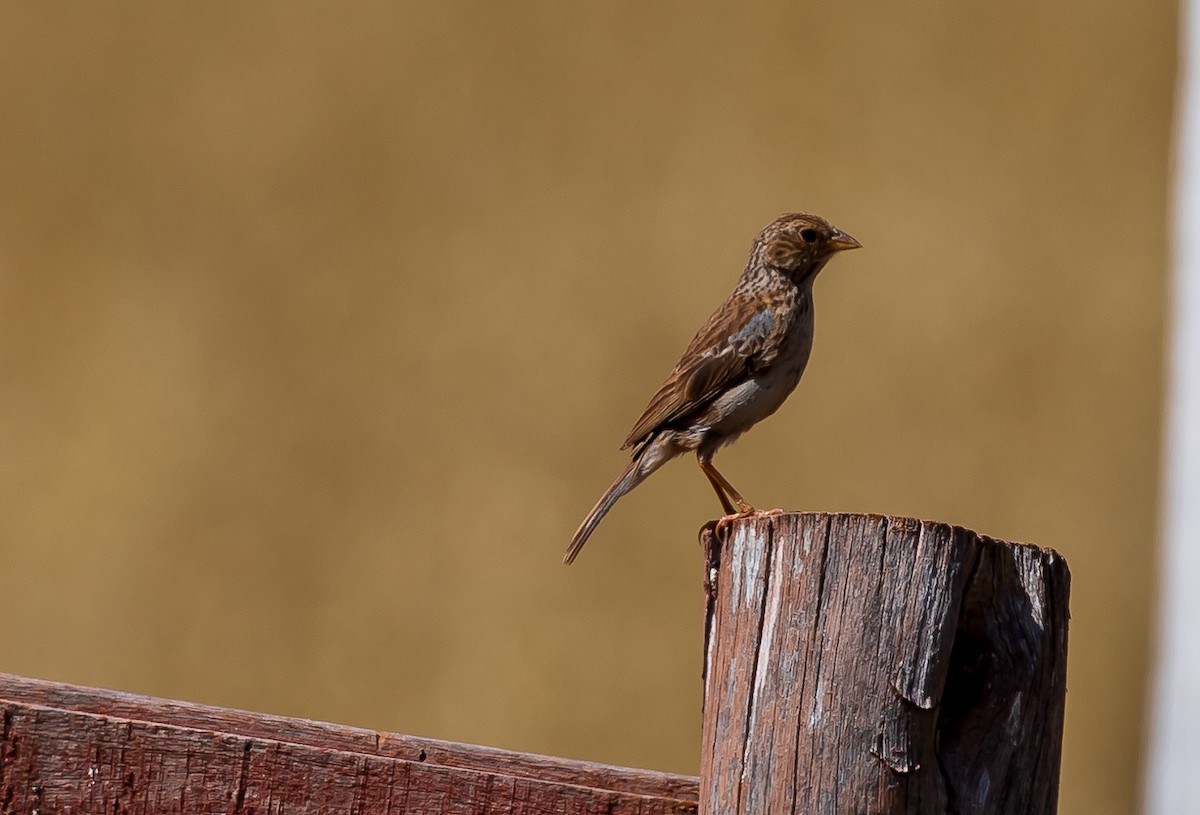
[715,508,757,539]
[714,506,791,538]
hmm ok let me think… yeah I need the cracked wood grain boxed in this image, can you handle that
[699,512,1069,815]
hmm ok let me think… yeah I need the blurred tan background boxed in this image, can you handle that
[0,4,1174,814]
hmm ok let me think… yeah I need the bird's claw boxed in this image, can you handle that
[713,506,792,538]
[715,509,756,539]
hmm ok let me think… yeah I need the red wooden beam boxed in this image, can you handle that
[0,673,699,813]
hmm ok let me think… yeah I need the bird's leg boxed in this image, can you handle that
[701,465,738,516]
[697,452,756,515]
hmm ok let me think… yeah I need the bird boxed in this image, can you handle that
[563,212,860,565]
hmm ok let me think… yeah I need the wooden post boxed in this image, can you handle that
[700,512,1070,815]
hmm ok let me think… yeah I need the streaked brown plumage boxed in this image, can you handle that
[564,212,860,565]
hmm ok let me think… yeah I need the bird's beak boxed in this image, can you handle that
[829,229,862,252]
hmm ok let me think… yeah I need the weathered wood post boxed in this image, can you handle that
[700,512,1069,815]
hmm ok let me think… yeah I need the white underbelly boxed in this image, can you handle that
[705,366,804,433]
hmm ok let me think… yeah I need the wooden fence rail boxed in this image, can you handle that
[0,673,699,813]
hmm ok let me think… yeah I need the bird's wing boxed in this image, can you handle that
[622,294,782,449]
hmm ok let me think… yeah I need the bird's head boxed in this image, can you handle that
[757,212,861,281]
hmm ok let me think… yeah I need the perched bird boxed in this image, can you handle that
[564,212,860,565]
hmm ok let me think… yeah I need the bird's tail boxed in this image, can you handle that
[564,441,667,565]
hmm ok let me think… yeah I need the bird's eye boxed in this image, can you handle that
[799,228,819,244]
